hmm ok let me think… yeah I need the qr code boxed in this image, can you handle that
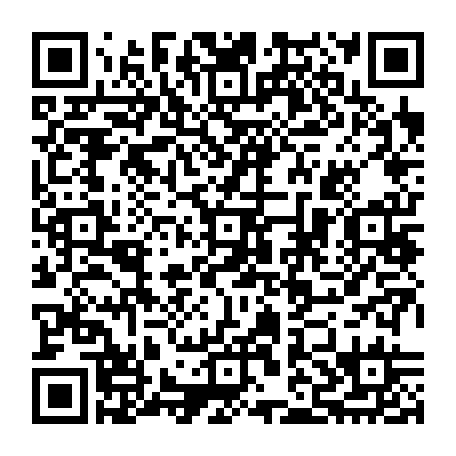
[32,31,424,424]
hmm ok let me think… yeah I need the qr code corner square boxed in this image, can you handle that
[32,32,88,88]
[368,32,424,88]
[32,367,88,424]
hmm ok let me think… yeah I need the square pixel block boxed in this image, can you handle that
[48,48,73,72]
[383,47,408,72]
[48,383,73,408]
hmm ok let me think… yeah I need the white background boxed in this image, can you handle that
[0,0,454,454]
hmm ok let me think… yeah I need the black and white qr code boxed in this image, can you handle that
[32,31,424,424]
